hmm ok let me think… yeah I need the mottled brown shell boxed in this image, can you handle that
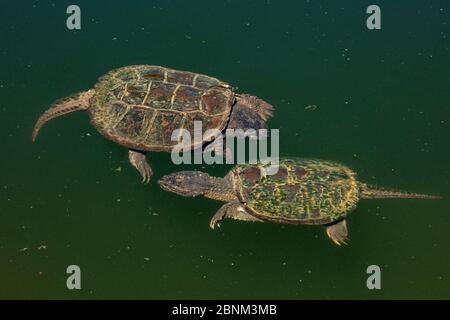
[233,159,361,225]
[88,65,235,151]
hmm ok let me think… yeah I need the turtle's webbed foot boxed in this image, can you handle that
[210,203,235,229]
[325,220,349,246]
[255,98,274,122]
[210,202,261,229]
[238,94,274,121]
[128,150,153,184]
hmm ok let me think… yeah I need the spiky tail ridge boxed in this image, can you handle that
[32,90,95,142]
[360,183,442,200]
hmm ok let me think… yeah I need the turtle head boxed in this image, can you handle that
[158,171,211,197]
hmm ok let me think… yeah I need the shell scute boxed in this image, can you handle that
[140,66,165,81]
[271,167,288,181]
[172,86,202,111]
[123,83,148,105]
[184,112,227,144]
[145,82,176,109]
[167,70,195,86]
[115,108,146,139]
[158,111,185,145]
[240,167,261,187]
[195,74,221,89]
[201,89,230,115]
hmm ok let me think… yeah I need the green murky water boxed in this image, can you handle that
[0,0,449,299]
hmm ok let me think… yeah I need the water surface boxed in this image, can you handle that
[0,0,449,299]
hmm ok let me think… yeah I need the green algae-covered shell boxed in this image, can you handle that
[88,65,234,152]
[233,159,361,225]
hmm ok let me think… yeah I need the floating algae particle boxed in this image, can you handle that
[305,104,318,111]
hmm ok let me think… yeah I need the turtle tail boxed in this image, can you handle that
[32,90,95,142]
[360,183,442,200]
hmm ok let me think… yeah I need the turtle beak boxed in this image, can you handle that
[158,171,205,197]
[158,174,177,193]
[158,173,191,195]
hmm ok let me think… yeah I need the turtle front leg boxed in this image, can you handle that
[210,202,263,229]
[325,220,349,246]
[128,149,153,184]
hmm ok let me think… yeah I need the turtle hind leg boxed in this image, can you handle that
[237,94,274,121]
[128,149,152,184]
[210,202,263,229]
[227,95,274,136]
[325,220,349,246]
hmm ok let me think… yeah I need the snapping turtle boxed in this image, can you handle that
[32,65,273,183]
[158,158,440,245]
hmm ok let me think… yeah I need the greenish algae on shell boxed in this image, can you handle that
[88,65,235,152]
[233,159,360,225]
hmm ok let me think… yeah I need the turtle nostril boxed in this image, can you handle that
[158,176,172,187]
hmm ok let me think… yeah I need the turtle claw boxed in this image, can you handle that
[325,220,349,246]
[209,220,220,230]
[211,222,221,230]
[331,237,349,246]
[128,150,152,185]
[137,161,152,184]
[210,214,224,230]
[140,163,152,185]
